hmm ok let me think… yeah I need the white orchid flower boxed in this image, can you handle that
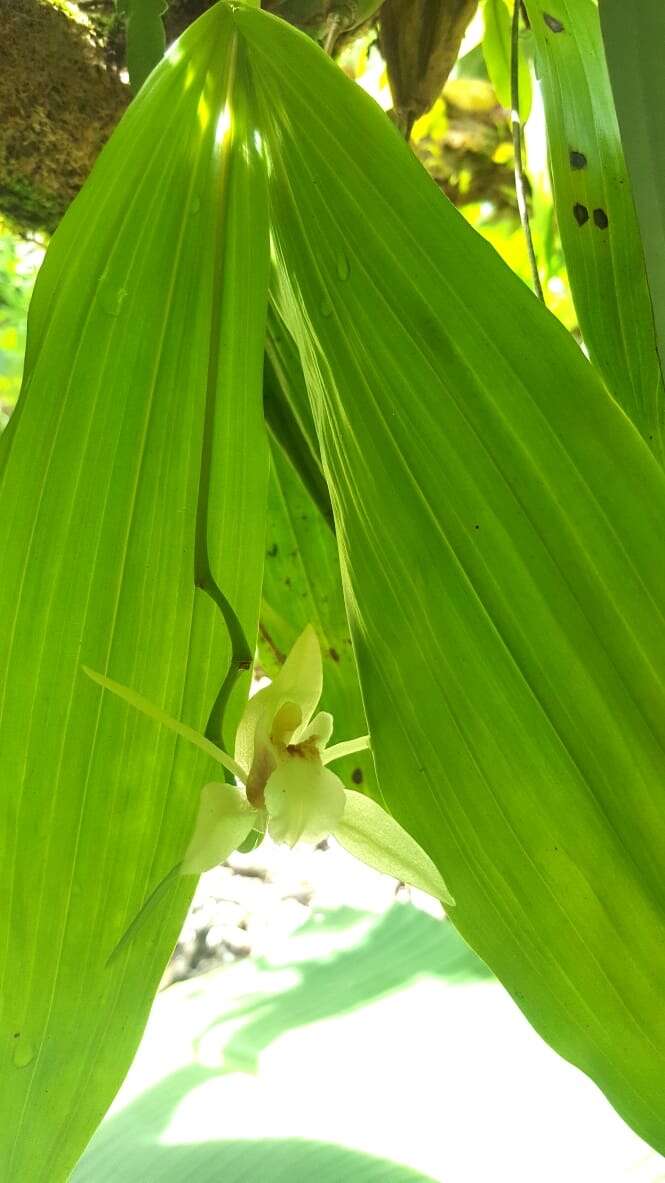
[84,626,453,908]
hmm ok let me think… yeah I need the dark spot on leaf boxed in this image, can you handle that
[351,768,363,785]
[13,1032,19,1038]
[284,577,291,587]
[593,207,609,229]
[329,647,340,662]
[569,150,587,170]
[267,542,278,557]
[573,203,589,226]
[543,13,564,32]
[474,523,480,530]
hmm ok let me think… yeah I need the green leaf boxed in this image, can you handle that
[263,303,334,532]
[0,10,269,1178]
[260,307,374,795]
[483,0,532,120]
[261,442,377,797]
[524,0,665,461]
[235,5,665,1153]
[82,666,246,781]
[118,0,168,93]
[599,0,665,452]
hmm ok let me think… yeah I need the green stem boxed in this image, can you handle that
[323,14,342,55]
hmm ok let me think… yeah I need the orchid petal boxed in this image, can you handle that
[299,710,334,748]
[334,790,455,907]
[264,757,345,847]
[234,624,323,771]
[270,700,303,746]
[322,734,371,765]
[83,666,246,781]
[181,782,258,874]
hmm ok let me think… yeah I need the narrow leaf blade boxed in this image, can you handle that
[524,0,665,459]
[599,0,665,451]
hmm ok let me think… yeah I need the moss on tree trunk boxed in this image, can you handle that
[0,0,129,233]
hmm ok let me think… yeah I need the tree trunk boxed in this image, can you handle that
[0,0,512,236]
[0,0,130,233]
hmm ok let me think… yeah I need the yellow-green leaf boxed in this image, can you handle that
[235,4,665,1152]
[0,10,269,1177]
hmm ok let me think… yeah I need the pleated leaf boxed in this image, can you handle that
[524,0,665,461]
[0,10,269,1179]
[233,5,665,1153]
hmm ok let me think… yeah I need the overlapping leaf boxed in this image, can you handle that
[524,0,664,461]
[261,308,376,796]
[262,442,376,796]
[599,0,665,439]
[233,5,665,1152]
[482,0,532,121]
[0,10,269,1178]
[263,302,333,532]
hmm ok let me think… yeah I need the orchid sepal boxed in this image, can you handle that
[181,781,258,874]
[333,789,455,907]
[82,666,246,782]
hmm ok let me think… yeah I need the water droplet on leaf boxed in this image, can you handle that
[13,1040,34,1068]
[336,252,350,281]
[320,297,333,318]
[97,276,128,318]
